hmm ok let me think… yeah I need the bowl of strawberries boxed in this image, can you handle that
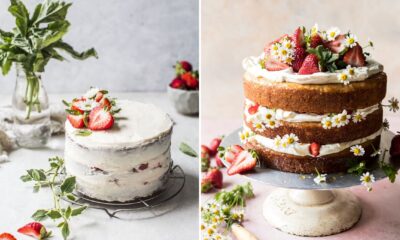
[167,60,199,115]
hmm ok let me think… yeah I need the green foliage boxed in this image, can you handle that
[21,156,87,240]
[215,182,254,208]
[347,160,367,175]
[179,142,198,158]
[0,0,97,118]
[307,45,339,72]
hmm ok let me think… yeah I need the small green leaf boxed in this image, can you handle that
[74,129,92,137]
[179,142,198,157]
[47,210,62,219]
[61,222,69,240]
[65,206,72,219]
[20,174,32,182]
[60,176,76,194]
[33,184,41,193]
[66,193,76,201]
[32,209,48,221]
[71,206,87,216]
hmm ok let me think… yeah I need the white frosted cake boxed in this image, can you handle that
[64,100,173,202]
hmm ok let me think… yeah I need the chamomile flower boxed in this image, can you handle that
[370,148,382,157]
[259,108,275,121]
[345,34,358,48]
[314,173,327,184]
[321,117,333,129]
[388,97,399,112]
[266,119,280,129]
[281,38,294,50]
[345,65,357,77]
[360,172,375,191]
[337,72,350,85]
[339,110,351,126]
[273,136,282,148]
[252,118,265,132]
[352,111,366,123]
[326,27,341,41]
[311,23,319,35]
[282,133,299,147]
[278,47,290,59]
[350,145,365,156]
[270,42,280,56]
[239,130,253,143]
[332,114,342,127]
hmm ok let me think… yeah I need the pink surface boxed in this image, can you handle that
[201,117,400,240]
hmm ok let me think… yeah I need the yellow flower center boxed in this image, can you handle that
[354,148,360,155]
[335,118,340,124]
[285,42,292,49]
[348,68,355,75]
[272,45,279,51]
[326,121,332,127]
[364,175,371,182]
[269,120,276,126]
[265,113,272,119]
[281,49,287,56]
[341,115,347,121]
[207,229,214,235]
[286,57,293,64]
[340,74,348,81]
[287,138,294,144]
[348,38,355,44]
[255,123,262,129]
[330,32,336,38]
[201,225,205,230]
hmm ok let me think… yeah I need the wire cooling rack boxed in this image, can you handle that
[62,164,185,219]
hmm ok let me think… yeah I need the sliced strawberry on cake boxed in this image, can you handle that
[0,233,16,240]
[247,103,259,115]
[343,44,366,67]
[88,106,114,131]
[265,57,289,71]
[67,114,86,128]
[298,54,320,75]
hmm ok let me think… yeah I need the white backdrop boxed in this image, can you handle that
[0,0,199,93]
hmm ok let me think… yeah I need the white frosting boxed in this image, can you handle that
[243,125,382,157]
[242,53,383,85]
[64,100,173,202]
[244,99,380,123]
[65,100,173,149]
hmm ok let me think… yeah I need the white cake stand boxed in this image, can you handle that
[221,129,398,237]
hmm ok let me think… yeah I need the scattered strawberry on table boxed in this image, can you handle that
[18,222,51,239]
[169,60,199,90]
[201,168,223,193]
[63,88,121,133]
[0,233,16,240]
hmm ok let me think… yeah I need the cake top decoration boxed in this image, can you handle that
[256,24,376,84]
[63,88,120,134]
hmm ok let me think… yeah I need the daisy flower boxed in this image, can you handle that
[332,114,342,128]
[278,47,291,60]
[270,42,280,56]
[259,108,275,121]
[350,145,365,156]
[352,111,366,123]
[266,119,280,129]
[345,34,358,48]
[314,173,327,184]
[282,133,299,147]
[337,72,350,85]
[311,23,319,35]
[360,172,375,191]
[239,130,253,143]
[273,136,282,148]
[281,38,294,50]
[321,117,333,129]
[326,27,340,41]
[388,97,399,112]
[345,65,357,77]
[339,110,351,126]
[252,118,265,132]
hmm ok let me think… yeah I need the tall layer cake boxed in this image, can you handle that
[64,90,173,202]
[241,25,386,174]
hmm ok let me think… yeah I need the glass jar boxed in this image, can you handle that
[12,64,51,148]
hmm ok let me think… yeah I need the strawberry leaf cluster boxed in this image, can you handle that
[0,0,97,119]
[21,156,87,240]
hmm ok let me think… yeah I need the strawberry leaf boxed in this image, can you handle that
[179,142,198,158]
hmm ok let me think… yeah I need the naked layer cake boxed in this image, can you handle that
[241,25,386,174]
[63,89,173,202]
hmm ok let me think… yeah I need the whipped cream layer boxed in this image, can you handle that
[242,54,383,85]
[244,99,380,123]
[243,125,382,157]
[64,100,173,202]
[65,100,173,149]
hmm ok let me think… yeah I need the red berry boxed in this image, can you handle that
[71,99,85,114]
[265,58,289,71]
[209,137,222,156]
[201,145,211,160]
[247,104,259,115]
[343,44,366,67]
[99,97,111,110]
[390,134,400,158]
[215,154,225,168]
[292,27,304,48]
[298,54,320,75]
[310,34,323,48]
[201,178,213,193]
[180,61,193,72]
[18,222,50,239]
[95,91,104,102]
[292,47,307,73]
[324,34,346,53]
[309,142,321,157]
[88,106,114,131]
[170,77,186,89]
[0,233,16,240]
[227,150,257,175]
[67,114,85,128]
[205,168,223,188]
[224,145,244,164]
[181,72,199,90]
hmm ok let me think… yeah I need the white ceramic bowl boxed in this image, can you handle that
[167,86,199,115]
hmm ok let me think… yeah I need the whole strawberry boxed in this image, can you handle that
[201,178,213,193]
[181,72,199,90]
[170,77,186,89]
[292,27,304,48]
[215,154,225,168]
[309,34,323,48]
[292,47,306,72]
[298,54,320,75]
[205,168,223,188]
[390,132,400,158]
[209,137,222,156]
[179,61,192,72]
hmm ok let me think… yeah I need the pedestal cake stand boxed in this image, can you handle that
[63,164,185,220]
[221,129,398,237]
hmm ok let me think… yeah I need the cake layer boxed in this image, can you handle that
[244,107,383,144]
[244,136,380,174]
[243,72,387,114]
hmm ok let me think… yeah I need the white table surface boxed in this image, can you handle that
[0,92,199,240]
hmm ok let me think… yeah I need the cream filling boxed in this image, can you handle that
[244,99,380,123]
[243,125,382,157]
[242,54,383,85]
